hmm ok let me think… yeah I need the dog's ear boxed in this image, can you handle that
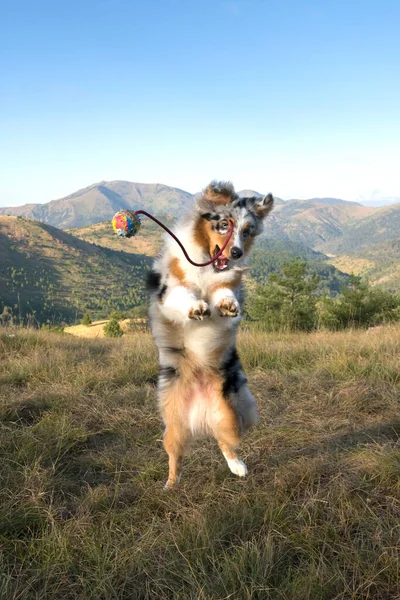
[196,195,218,218]
[247,194,274,219]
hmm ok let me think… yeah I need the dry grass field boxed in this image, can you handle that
[0,326,399,599]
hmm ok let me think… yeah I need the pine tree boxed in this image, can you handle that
[81,313,92,326]
[269,261,320,331]
[247,260,320,331]
[104,318,124,338]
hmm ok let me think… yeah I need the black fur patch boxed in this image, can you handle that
[201,212,220,221]
[146,270,161,292]
[159,366,178,380]
[157,284,167,302]
[164,346,185,355]
[221,347,246,398]
[235,197,248,209]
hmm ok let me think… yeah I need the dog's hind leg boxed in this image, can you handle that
[213,398,248,478]
[163,422,187,489]
[161,383,189,488]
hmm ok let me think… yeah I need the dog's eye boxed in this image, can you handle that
[242,229,250,239]
[219,221,229,233]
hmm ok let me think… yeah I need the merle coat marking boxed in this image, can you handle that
[147,181,274,487]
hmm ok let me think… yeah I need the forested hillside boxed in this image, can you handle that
[0,217,151,324]
[322,203,400,254]
[248,239,350,295]
[330,239,400,292]
[323,203,400,290]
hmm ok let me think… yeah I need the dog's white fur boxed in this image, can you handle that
[147,181,274,487]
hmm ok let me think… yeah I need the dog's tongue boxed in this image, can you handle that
[215,255,228,270]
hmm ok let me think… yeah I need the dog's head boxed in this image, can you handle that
[194,181,274,271]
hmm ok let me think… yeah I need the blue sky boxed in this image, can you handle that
[1,0,399,206]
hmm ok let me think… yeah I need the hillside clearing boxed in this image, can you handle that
[64,319,145,338]
[0,326,399,599]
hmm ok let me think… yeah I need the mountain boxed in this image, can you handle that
[322,204,400,291]
[0,181,194,229]
[329,239,400,292]
[0,181,366,233]
[325,203,400,254]
[322,203,400,255]
[0,216,151,324]
[293,197,361,206]
[260,200,376,249]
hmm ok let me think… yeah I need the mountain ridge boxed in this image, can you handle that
[0,181,195,229]
[0,180,374,229]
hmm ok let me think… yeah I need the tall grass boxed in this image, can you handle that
[0,325,399,599]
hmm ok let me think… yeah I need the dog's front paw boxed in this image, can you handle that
[188,300,211,320]
[216,298,240,317]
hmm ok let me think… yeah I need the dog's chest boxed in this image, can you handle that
[186,267,232,300]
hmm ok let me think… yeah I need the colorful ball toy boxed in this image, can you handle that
[111,210,142,238]
[111,208,234,267]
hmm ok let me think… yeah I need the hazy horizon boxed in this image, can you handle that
[1,177,399,210]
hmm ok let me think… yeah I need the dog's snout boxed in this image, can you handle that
[230,246,243,260]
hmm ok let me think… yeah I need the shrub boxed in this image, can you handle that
[104,318,124,337]
[41,324,64,334]
[318,276,400,330]
[81,313,92,326]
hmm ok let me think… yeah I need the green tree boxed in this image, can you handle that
[130,304,148,319]
[104,318,124,338]
[247,260,320,331]
[108,309,125,321]
[81,313,92,326]
[318,276,400,330]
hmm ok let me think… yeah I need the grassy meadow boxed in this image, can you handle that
[0,325,399,599]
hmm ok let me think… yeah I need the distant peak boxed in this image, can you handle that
[238,189,264,198]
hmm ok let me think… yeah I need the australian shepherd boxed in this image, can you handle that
[147,181,274,487]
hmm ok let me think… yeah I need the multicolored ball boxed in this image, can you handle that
[112,210,141,238]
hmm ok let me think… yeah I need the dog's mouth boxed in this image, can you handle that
[212,245,229,271]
